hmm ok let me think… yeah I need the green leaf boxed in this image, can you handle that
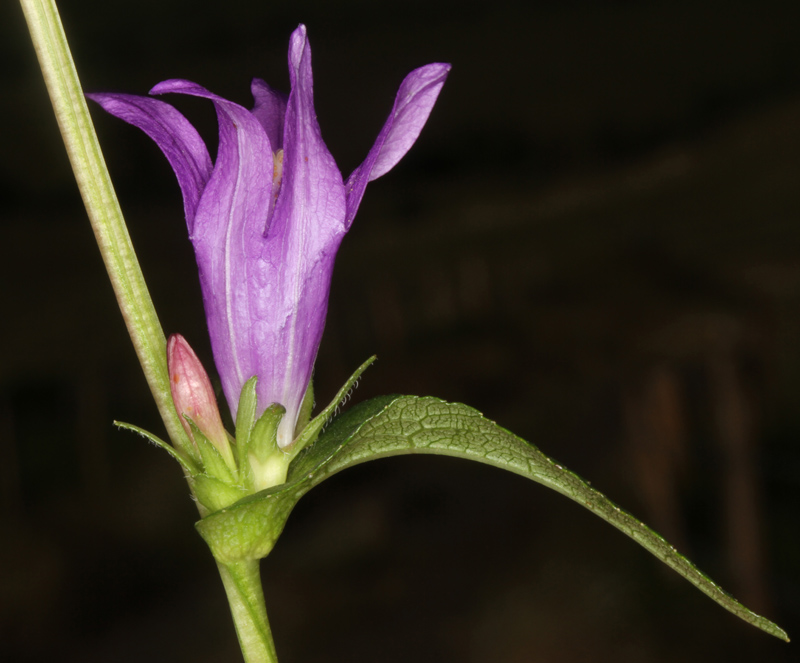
[196,395,788,642]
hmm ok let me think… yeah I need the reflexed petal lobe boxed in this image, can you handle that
[344,62,451,227]
[87,92,213,227]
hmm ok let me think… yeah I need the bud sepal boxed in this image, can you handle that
[114,421,200,475]
[187,418,237,486]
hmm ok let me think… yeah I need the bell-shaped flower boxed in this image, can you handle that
[89,24,450,450]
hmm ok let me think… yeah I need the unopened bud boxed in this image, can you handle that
[167,334,233,466]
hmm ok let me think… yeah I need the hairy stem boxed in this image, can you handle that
[21,3,279,660]
[19,0,190,451]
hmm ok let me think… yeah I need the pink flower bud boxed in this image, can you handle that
[167,334,230,457]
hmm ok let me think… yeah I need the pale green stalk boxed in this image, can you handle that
[20,2,278,660]
[217,561,279,663]
[19,0,186,448]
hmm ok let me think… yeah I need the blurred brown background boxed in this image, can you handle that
[2,0,799,661]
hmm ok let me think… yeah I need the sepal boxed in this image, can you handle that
[192,474,247,512]
[233,376,259,480]
[286,355,375,460]
[293,379,314,438]
[188,418,237,485]
[248,403,289,492]
[114,421,200,474]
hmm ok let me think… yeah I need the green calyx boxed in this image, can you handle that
[115,357,377,513]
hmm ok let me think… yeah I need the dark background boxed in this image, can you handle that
[2,1,800,661]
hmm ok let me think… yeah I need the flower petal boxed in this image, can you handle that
[251,78,288,150]
[344,62,450,228]
[86,92,213,228]
[152,79,276,415]
[262,24,347,445]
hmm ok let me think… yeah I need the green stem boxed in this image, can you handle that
[19,0,190,452]
[22,5,279,659]
[217,561,279,663]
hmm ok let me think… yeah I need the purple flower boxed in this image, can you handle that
[89,25,449,449]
